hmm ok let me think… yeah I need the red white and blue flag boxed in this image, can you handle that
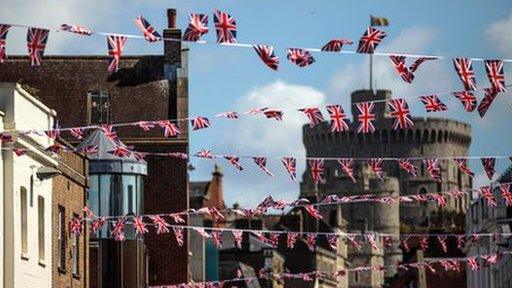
[70,127,84,140]
[481,157,496,180]
[224,155,244,171]
[326,104,349,132]
[287,232,299,249]
[477,88,499,118]
[253,157,275,177]
[215,111,240,119]
[195,149,215,159]
[27,28,49,66]
[484,59,506,92]
[263,109,284,121]
[60,24,92,36]
[338,159,356,182]
[100,124,118,142]
[321,39,353,52]
[287,48,315,67]
[499,184,512,206]
[191,116,211,130]
[183,13,209,42]
[133,217,148,235]
[356,27,387,54]
[356,102,376,133]
[158,120,181,137]
[135,16,161,42]
[137,121,155,131]
[299,107,324,127]
[282,157,297,181]
[213,9,237,43]
[479,186,497,207]
[387,99,414,130]
[424,158,442,183]
[253,45,279,71]
[453,58,477,90]
[368,158,384,180]
[389,56,435,83]
[452,91,477,112]
[173,227,184,246]
[308,159,324,183]
[109,145,133,158]
[107,35,127,73]
[77,145,98,155]
[0,24,10,62]
[454,158,474,177]
[45,120,60,140]
[420,95,448,113]
[149,215,170,234]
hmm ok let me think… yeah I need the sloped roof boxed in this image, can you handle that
[77,129,143,163]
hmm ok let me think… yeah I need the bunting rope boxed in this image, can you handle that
[149,251,512,288]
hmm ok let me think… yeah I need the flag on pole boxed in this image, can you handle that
[370,15,389,26]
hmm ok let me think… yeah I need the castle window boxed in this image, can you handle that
[87,91,110,125]
[431,130,436,143]
[419,187,428,206]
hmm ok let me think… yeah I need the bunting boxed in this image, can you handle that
[287,48,316,67]
[106,35,127,73]
[419,95,448,112]
[388,99,414,129]
[27,28,49,66]
[299,107,324,127]
[452,91,477,112]
[356,26,387,54]
[183,13,209,42]
[253,45,280,70]
[356,102,376,133]
[453,58,477,90]
[481,157,496,180]
[213,9,237,43]
[321,39,353,52]
[134,16,161,42]
[325,104,349,132]
[0,24,10,62]
[477,87,499,118]
[484,59,506,92]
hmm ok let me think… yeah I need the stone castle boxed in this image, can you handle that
[300,89,472,286]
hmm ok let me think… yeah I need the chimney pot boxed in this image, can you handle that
[167,8,177,28]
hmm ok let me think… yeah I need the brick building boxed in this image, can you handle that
[0,8,190,285]
[52,140,89,288]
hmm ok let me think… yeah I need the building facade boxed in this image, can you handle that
[301,89,472,285]
[0,8,190,285]
[466,165,512,288]
[0,83,57,288]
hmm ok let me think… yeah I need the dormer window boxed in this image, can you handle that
[87,91,110,124]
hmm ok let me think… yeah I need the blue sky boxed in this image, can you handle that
[2,0,512,207]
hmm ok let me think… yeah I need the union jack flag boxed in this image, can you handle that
[454,158,474,177]
[77,145,98,155]
[46,120,60,140]
[321,39,353,52]
[27,28,49,67]
[327,234,338,251]
[253,45,280,70]
[388,99,414,129]
[287,48,316,67]
[304,204,323,220]
[481,157,496,180]
[305,233,317,251]
[299,107,324,127]
[169,152,188,159]
[191,116,211,130]
[436,235,448,253]
[287,232,299,249]
[453,58,477,90]
[467,257,479,271]
[456,235,465,251]
[281,157,297,181]
[135,16,161,42]
[69,217,83,236]
[212,231,223,249]
[213,9,237,43]
[0,24,10,62]
[111,217,126,241]
[149,215,170,234]
[263,109,283,121]
[134,152,147,162]
[106,35,127,73]
[431,193,447,207]
[109,145,133,158]
[100,124,118,142]
[338,158,356,182]
[346,235,362,251]
[365,234,379,251]
[252,157,274,177]
[356,27,387,54]
[224,155,244,171]
[419,95,448,113]
[195,149,215,159]
[243,107,268,115]
[133,216,148,235]
[173,226,184,246]
[477,87,499,118]
[90,217,107,234]
[383,235,393,250]
[59,24,92,36]
[400,235,411,252]
[183,13,209,42]
[484,59,506,92]
[419,235,429,251]
[356,102,376,133]
[232,230,243,249]
[424,158,441,183]
[46,143,65,154]
[137,121,155,131]
[308,159,324,183]
[157,120,181,137]
[325,104,349,132]
[70,127,84,139]
[452,91,477,112]
[389,56,415,83]
[368,158,384,180]
[499,184,512,206]
[14,148,26,157]
[215,111,240,119]
[193,227,211,239]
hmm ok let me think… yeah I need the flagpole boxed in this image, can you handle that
[369,15,373,92]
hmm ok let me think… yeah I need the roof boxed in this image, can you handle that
[189,181,210,198]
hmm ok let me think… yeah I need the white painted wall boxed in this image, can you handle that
[0,83,57,288]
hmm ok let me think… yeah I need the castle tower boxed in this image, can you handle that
[300,89,472,281]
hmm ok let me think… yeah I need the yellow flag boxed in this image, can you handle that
[371,16,389,26]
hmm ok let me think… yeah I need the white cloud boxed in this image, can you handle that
[486,9,512,55]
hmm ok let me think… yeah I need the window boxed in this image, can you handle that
[354,271,359,283]
[20,187,28,255]
[87,91,110,125]
[72,213,79,276]
[38,196,45,261]
[58,206,66,271]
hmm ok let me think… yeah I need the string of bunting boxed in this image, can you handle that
[70,181,512,232]
[149,251,511,288]
[0,11,511,89]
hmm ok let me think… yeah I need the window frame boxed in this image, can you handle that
[20,187,28,257]
[87,90,110,125]
[71,213,80,277]
[38,196,45,263]
[57,205,67,272]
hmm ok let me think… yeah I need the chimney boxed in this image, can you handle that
[167,8,177,28]
[163,8,182,65]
